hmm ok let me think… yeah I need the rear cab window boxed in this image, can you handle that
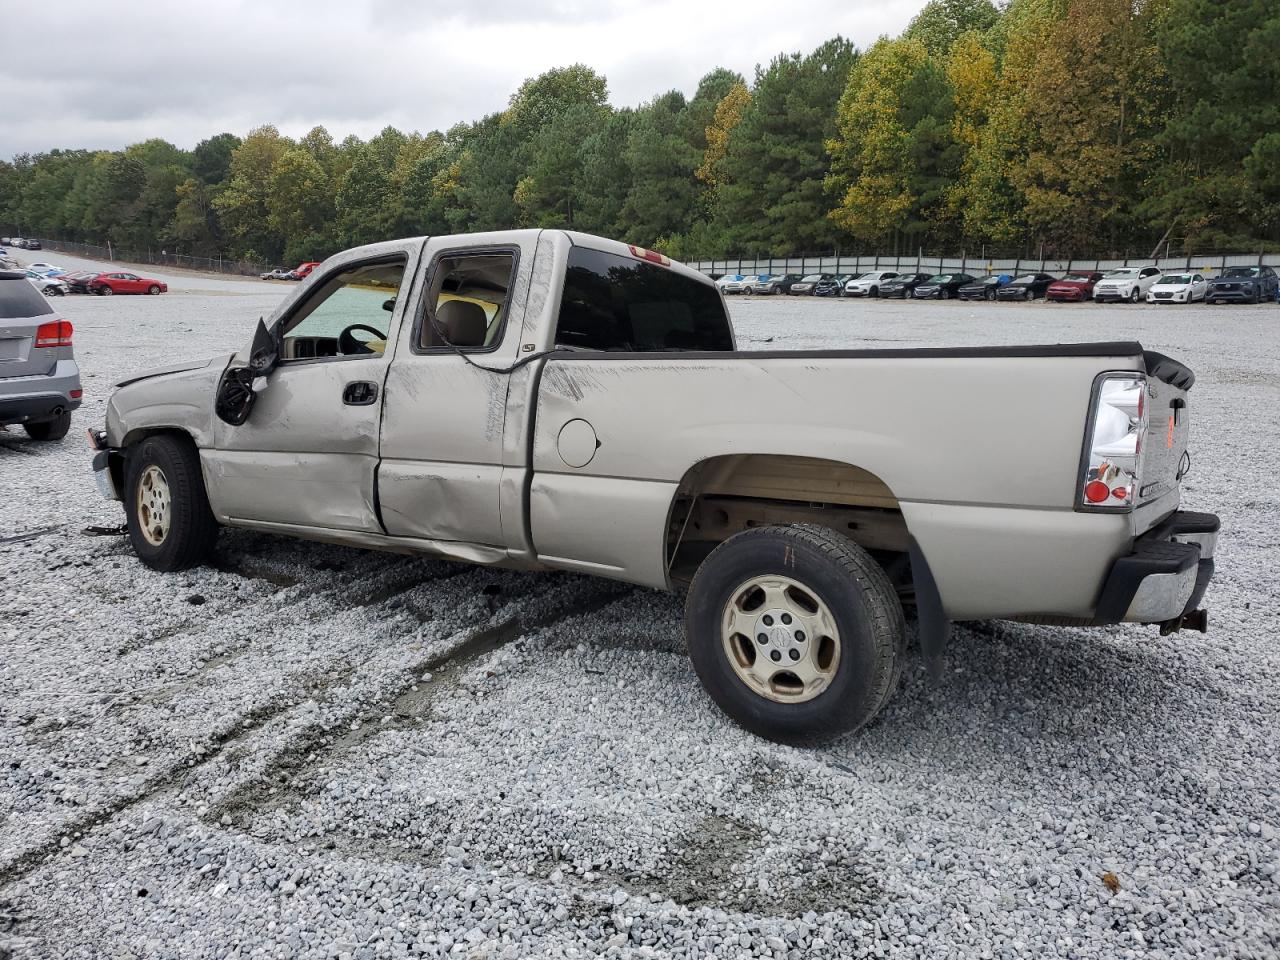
[555,246,734,352]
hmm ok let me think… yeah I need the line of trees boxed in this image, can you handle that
[1,0,1276,265]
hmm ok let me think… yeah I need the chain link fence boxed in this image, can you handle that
[690,249,1280,278]
[1,232,270,278]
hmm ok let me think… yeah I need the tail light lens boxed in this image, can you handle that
[34,319,73,348]
[1080,374,1147,510]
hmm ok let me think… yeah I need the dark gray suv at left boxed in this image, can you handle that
[0,270,82,440]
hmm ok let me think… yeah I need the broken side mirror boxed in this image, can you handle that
[215,318,278,426]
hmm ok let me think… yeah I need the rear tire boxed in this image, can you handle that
[98,285,113,296]
[685,524,905,745]
[124,435,219,571]
[985,288,997,301]
[1129,287,1140,303]
[869,286,878,298]
[23,410,71,441]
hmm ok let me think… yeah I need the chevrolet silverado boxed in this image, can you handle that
[88,231,1219,742]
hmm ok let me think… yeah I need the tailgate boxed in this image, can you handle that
[1138,351,1193,508]
[0,319,56,378]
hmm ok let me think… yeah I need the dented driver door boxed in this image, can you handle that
[376,231,540,547]
[204,245,419,533]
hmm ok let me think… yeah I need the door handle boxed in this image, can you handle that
[342,381,379,405]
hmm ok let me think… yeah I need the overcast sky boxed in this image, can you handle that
[0,0,925,158]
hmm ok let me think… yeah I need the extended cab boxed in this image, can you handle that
[89,231,1219,743]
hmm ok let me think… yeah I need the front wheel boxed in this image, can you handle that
[124,435,219,571]
[23,410,71,441]
[985,289,997,301]
[869,286,878,298]
[1129,288,1140,303]
[685,524,904,744]
[148,284,161,295]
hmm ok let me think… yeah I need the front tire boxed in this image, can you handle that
[23,410,71,441]
[148,284,161,295]
[124,435,219,571]
[1129,287,1140,303]
[869,286,878,298]
[685,524,904,744]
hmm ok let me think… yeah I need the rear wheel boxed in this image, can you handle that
[985,288,997,301]
[124,435,219,571]
[98,285,113,296]
[685,524,904,744]
[869,286,878,298]
[23,410,71,441]
[1129,287,1140,303]
[147,284,161,295]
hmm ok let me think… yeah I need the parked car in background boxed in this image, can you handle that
[290,261,322,281]
[1206,265,1279,304]
[1148,273,1209,304]
[26,263,66,277]
[996,273,1058,301]
[25,270,69,296]
[721,275,754,294]
[61,271,100,294]
[813,274,854,297]
[844,271,899,298]
[8,238,25,248]
[0,237,10,245]
[0,269,81,440]
[958,275,1012,301]
[261,266,294,281]
[876,273,932,299]
[25,239,41,250]
[788,273,832,296]
[769,274,806,295]
[1046,272,1105,302]
[1093,266,1161,303]
[742,275,781,295]
[88,272,168,296]
[912,274,975,300]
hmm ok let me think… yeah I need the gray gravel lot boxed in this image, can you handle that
[1,251,1278,959]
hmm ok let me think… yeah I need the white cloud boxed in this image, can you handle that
[0,0,923,156]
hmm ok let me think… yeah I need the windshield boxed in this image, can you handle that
[1222,267,1259,278]
[1103,269,1138,278]
[800,275,822,282]
[928,275,952,283]
[556,246,733,353]
[1012,275,1038,284]
[0,278,55,319]
[1161,274,1193,284]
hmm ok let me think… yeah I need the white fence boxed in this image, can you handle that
[691,251,1280,278]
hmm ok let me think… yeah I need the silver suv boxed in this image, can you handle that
[0,270,81,440]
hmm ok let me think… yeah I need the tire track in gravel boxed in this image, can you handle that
[206,580,636,828]
[0,573,629,890]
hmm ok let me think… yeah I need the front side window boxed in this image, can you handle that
[279,258,405,362]
[555,246,734,353]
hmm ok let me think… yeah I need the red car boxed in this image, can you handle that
[1046,272,1104,302]
[89,272,168,296]
[290,261,321,280]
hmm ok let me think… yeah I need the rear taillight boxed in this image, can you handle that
[1080,373,1147,510]
[34,319,73,348]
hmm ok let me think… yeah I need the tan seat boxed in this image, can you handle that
[436,299,488,347]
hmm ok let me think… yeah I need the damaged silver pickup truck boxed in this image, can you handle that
[89,230,1218,742]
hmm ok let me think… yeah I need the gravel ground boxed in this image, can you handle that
[1,251,1278,959]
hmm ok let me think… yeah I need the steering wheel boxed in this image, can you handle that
[338,323,387,355]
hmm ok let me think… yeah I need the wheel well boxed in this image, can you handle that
[666,454,912,593]
[113,428,197,492]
